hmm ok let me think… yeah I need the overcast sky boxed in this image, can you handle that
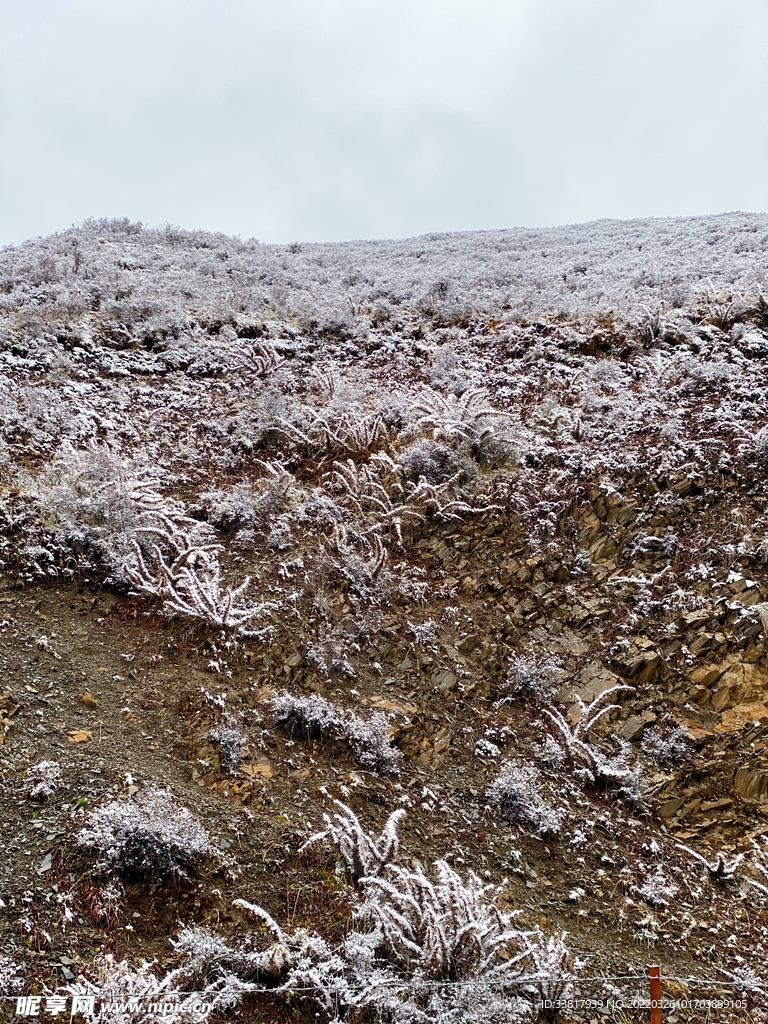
[1,0,767,246]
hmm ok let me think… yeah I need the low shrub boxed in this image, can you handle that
[77,787,213,883]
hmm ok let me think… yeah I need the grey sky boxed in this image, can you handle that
[1,0,766,245]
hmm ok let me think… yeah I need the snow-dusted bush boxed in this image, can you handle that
[16,445,265,631]
[636,867,679,908]
[615,762,648,810]
[397,437,474,485]
[232,900,355,1010]
[326,521,387,588]
[724,966,768,1012]
[475,738,502,759]
[77,787,213,883]
[22,445,165,573]
[279,404,390,459]
[197,482,265,534]
[641,724,693,766]
[386,984,532,1024]
[208,866,535,1019]
[408,387,507,447]
[125,518,263,631]
[198,463,293,535]
[344,708,402,774]
[327,456,421,542]
[208,720,244,775]
[0,956,24,994]
[631,303,671,348]
[534,733,566,770]
[270,691,401,774]
[755,426,768,468]
[504,652,563,703]
[17,454,262,630]
[406,473,498,522]
[27,759,62,800]
[486,760,563,835]
[301,800,406,882]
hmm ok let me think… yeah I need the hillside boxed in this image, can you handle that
[0,214,767,1021]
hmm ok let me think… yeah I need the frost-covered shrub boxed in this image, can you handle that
[505,652,563,703]
[486,760,563,835]
[266,514,293,551]
[197,482,263,534]
[407,617,440,651]
[475,738,501,759]
[695,289,740,331]
[676,843,743,881]
[208,720,244,775]
[397,437,473,485]
[615,763,648,810]
[228,901,353,1015]
[0,956,24,994]
[27,759,62,799]
[636,867,679,908]
[631,303,670,348]
[388,984,532,1024]
[270,691,401,774]
[279,402,390,459]
[198,464,293,535]
[725,966,768,1012]
[124,517,264,631]
[345,710,402,774]
[269,691,342,738]
[301,800,405,882]
[746,836,768,895]
[641,724,693,767]
[77,787,213,883]
[16,446,264,630]
[22,445,164,573]
[326,522,387,591]
[408,387,508,448]
[534,734,566,770]
[755,426,768,468]
[473,430,518,470]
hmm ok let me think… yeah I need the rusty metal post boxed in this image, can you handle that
[649,965,662,1024]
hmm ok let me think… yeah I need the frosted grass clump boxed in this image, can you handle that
[637,867,679,908]
[300,800,406,882]
[360,859,531,983]
[541,685,635,786]
[64,950,250,1024]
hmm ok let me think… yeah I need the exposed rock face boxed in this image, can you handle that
[734,766,768,802]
